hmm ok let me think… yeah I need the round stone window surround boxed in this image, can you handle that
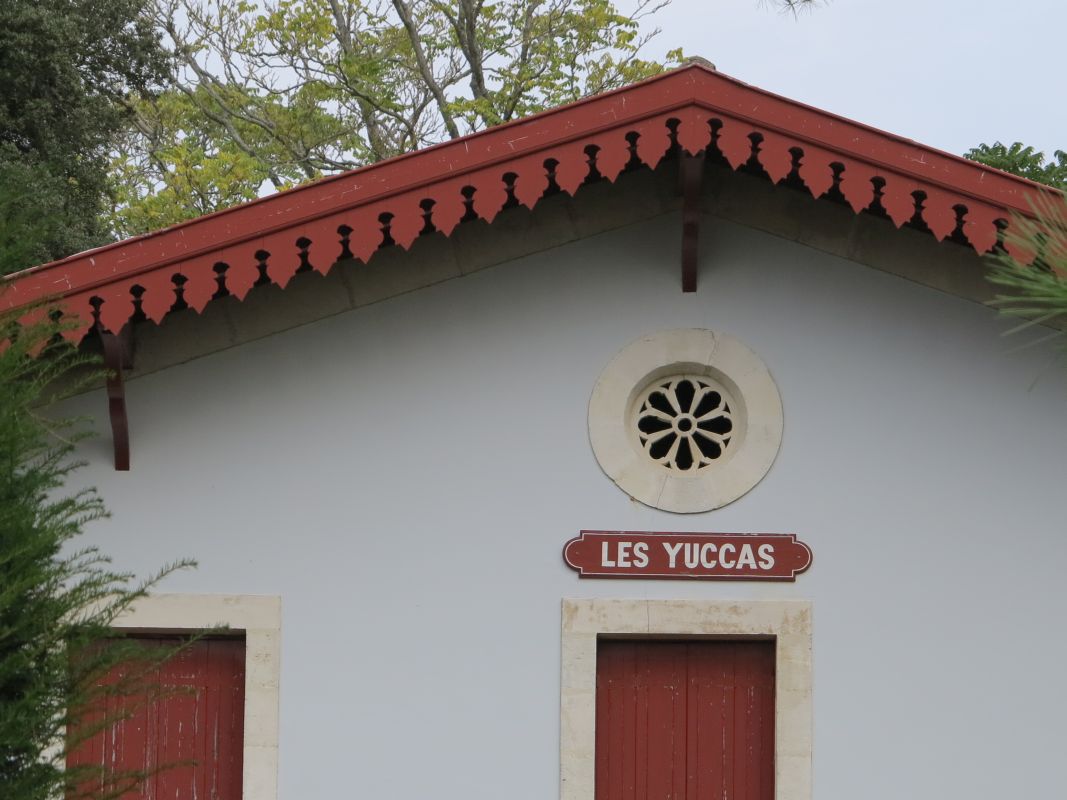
[588,329,783,513]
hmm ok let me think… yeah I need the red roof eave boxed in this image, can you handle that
[1,64,1050,342]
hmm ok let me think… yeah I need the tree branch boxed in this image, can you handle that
[390,0,461,139]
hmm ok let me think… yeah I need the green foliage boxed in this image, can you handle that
[0,0,168,270]
[0,171,194,798]
[0,151,71,275]
[0,308,195,800]
[112,0,687,236]
[965,142,1067,353]
[986,191,1067,352]
[988,258,1067,337]
[965,141,1067,191]
[110,89,297,235]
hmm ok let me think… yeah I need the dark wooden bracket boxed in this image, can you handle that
[680,152,706,293]
[100,327,133,471]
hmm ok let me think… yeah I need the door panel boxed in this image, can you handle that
[67,637,246,800]
[596,640,774,800]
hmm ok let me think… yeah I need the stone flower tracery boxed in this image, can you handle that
[635,376,733,472]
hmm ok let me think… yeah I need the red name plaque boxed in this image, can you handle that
[563,531,812,581]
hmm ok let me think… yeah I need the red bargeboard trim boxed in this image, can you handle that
[1,64,1051,343]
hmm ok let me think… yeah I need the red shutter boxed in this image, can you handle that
[68,637,246,800]
[596,640,775,800]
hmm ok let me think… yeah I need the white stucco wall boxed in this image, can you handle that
[60,212,1067,800]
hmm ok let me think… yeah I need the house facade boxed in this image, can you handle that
[6,64,1066,800]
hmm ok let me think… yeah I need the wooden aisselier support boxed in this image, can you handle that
[100,328,131,471]
[681,152,706,292]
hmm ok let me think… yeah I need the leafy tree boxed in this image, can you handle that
[0,0,168,269]
[965,141,1067,191]
[0,156,68,279]
[111,0,816,237]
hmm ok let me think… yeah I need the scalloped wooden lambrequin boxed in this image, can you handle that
[1,64,1053,346]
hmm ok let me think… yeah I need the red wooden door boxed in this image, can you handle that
[68,637,246,800]
[596,640,775,800]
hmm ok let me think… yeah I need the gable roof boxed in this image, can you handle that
[1,63,1048,344]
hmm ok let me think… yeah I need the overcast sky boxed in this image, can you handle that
[640,0,1064,159]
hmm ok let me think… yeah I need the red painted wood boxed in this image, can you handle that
[755,131,794,185]
[839,159,877,214]
[596,640,774,800]
[715,118,752,170]
[676,106,711,158]
[881,179,919,228]
[68,637,246,800]
[564,531,813,581]
[680,154,705,293]
[101,332,130,471]
[3,63,1053,343]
